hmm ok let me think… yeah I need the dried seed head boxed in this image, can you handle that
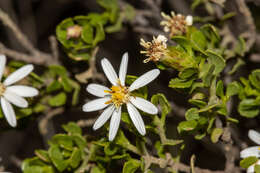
[140,35,168,63]
[160,12,193,37]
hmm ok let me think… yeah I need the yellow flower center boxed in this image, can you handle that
[104,84,130,108]
[0,83,6,96]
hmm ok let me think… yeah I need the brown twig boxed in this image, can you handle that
[143,153,230,173]
[77,118,96,128]
[75,47,105,83]
[49,35,59,62]
[38,107,64,146]
[0,8,58,65]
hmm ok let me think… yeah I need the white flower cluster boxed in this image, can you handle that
[240,130,260,173]
[0,55,38,127]
[83,52,160,141]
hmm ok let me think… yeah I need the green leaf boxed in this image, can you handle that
[216,80,224,98]
[91,166,105,173]
[49,65,67,77]
[72,135,87,151]
[240,156,258,169]
[163,139,183,146]
[67,52,91,61]
[228,58,245,75]
[169,78,194,89]
[97,0,118,11]
[238,99,260,118]
[255,164,260,173]
[48,92,67,107]
[188,99,207,108]
[151,93,171,124]
[46,81,62,93]
[227,117,239,123]
[200,24,220,44]
[171,36,193,55]
[178,120,197,133]
[210,128,223,143]
[105,14,123,33]
[191,0,203,10]
[201,64,215,87]
[114,130,141,155]
[51,134,74,150]
[235,36,246,56]
[81,24,93,44]
[48,145,68,172]
[155,141,165,158]
[104,143,118,156]
[185,108,199,121]
[123,4,136,21]
[33,104,46,113]
[122,159,141,173]
[56,18,75,49]
[93,23,105,46]
[35,150,51,163]
[195,132,206,140]
[178,68,197,79]
[61,77,73,92]
[206,50,225,75]
[250,69,260,90]
[190,30,207,53]
[226,82,240,98]
[69,148,82,168]
[62,122,82,135]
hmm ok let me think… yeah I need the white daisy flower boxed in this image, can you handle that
[240,130,260,173]
[83,52,160,141]
[0,55,39,127]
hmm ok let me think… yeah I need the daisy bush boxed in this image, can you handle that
[0,0,259,173]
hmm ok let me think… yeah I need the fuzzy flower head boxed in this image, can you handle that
[66,25,82,39]
[240,130,260,173]
[140,35,168,63]
[83,52,160,141]
[160,11,193,37]
[0,55,39,127]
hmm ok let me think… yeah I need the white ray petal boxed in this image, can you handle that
[247,164,255,173]
[3,90,28,108]
[6,85,39,97]
[129,69,160,92]
[4,64,34,86]
[0,54,6,81]
[86,83,111,97]
[186,15,193,26]
[82,97,110,112]
[126,103,146,135]
[109,106,121,141]
[93,105,115,130]
[119,52,128,86]
[1,97,17,127]
[240,146,260,158]
[130,96,158,115]
[249,130,260,145]
[101,58,118,86]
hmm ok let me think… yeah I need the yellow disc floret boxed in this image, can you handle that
[104,84,130,108]
[0,83,5,96]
